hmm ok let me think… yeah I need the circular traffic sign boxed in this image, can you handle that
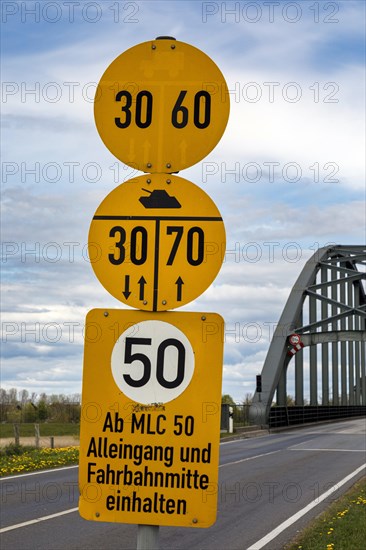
[88,173,226,311]
[94,38,230,173]
[111,320,195,404]
[289,334,301,345]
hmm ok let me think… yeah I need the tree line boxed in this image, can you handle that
[0,388,255,425]
[0,388,81,424]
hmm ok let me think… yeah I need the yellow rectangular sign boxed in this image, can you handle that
[79,309,224,527]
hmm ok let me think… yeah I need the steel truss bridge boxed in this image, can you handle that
[249,245,366,427]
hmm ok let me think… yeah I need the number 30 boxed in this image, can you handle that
[115,90,211,130]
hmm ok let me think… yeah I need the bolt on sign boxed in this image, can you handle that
[79,309,224,527]
[88,173,226,311]
[94,37,229,173]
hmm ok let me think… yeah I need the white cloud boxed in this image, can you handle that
[1,0,364,399]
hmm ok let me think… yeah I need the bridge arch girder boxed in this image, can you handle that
[249,245,366,426]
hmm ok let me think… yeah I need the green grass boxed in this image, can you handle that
[0,444,79,476]
[220,431,235,438]
[286,477,366,550]
[0,422,80,438]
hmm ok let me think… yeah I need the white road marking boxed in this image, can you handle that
[0,464,78,481]
[1,450,282,533]
[290,448,365,452]
[220,434,268,445]
[247,462,366,550]
[220,450,281,467]
[0,507,78,534]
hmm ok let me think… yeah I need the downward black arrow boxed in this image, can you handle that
[176,277,184,301]
[138,276,147,300]
[122,275,131,299]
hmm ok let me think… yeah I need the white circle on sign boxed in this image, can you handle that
[111,320,195,404]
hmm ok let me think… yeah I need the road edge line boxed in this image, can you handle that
[0,464,78,481]
[0,507,79,534]
[246,462,366,550]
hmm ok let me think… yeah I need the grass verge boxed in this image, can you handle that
[286,477,366,550]
[0,423,80,438]
[0,444,79,476]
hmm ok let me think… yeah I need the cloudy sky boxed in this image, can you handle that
[1,0,365,402]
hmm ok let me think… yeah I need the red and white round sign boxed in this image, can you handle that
[111,320,195,404]
[289,334,301,346]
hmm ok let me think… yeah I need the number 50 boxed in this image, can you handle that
[111,320,195,404]
[123,337,186,389]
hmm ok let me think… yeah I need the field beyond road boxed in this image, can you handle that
[0,422,80,448]
[0,435,79,448]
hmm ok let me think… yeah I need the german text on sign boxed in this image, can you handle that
[79,309,224,527]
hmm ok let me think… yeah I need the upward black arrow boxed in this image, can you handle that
[176,277,184,301]
[138,276,147,301]
[122,275,131,299]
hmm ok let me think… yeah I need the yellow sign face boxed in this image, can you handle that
[79,309,224,528]
[88,174,226,311]
[94,38,230,173]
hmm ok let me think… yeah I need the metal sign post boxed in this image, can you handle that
[137,525,159,550]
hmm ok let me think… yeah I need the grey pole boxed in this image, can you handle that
[137,525,159,550]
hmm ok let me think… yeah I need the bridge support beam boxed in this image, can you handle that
[249,245,366,426]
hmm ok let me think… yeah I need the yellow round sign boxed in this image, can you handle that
[88,174,226,311]
[94,38,230,173]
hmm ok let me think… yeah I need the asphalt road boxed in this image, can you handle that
[1,418,365,550]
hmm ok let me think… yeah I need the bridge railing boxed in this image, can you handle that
[221,404,251,431]
[269,405,366,428]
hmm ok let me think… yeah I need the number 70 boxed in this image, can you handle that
[108,225,205,266]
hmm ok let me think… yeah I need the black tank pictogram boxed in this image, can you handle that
[139,188,181,209]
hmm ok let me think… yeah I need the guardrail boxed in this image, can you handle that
[269,405,366,428]
[221,404,251,431]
